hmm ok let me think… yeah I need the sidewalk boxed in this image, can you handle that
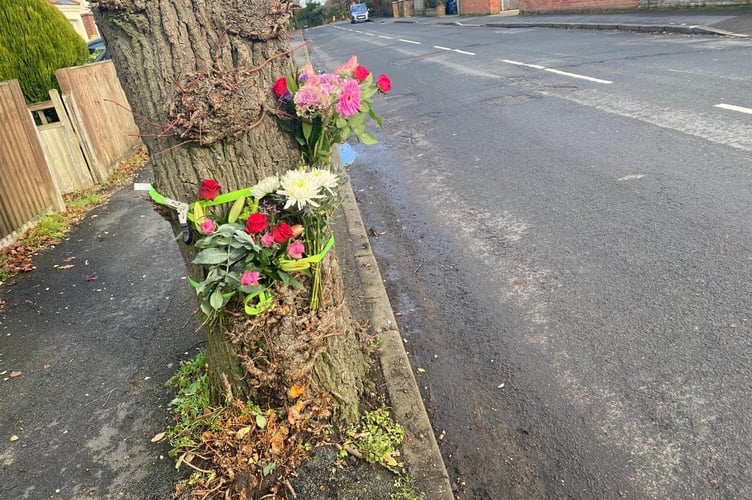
[388,7,752,37]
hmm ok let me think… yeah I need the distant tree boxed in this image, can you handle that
[0,0,89,103]
[296,2,327,27]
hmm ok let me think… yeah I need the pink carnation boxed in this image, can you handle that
[199,218,216,236]
[336,79,361,118]
[336,56,359,77]
[261,232,275,248]
[240,270,260,287]
[287,240,305,260]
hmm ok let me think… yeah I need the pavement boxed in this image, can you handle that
[389,7,752,37]
[2,7,750,499]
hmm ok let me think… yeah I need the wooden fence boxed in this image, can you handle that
[0,80,66,247]
[0,61,142,247]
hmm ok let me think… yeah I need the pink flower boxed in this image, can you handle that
[240,270,260,287]
[287,240,305,260]
[336,56,359,77]
[353,65,370,82]
[199,218,216,236]
[336,79,361,118]
[294,86,329,118]
[376,74,392,93]
[261,232,275,248]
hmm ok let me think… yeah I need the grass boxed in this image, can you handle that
[0,148,147,283]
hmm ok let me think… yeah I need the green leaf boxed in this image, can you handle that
[263,462,277,477]
[256,414,267,429]
[210,288,224,311]
[360,132,378,145]
[302,120,313,141]
[192,247,229,265]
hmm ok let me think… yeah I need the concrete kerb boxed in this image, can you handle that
[291,31,454,499]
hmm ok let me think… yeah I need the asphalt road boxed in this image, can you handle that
[304,22,752,499]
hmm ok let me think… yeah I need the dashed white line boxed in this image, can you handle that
[453,49,476,55]
[365,32,375,36]
[502,59,544,70]
[543,68,612,84]
[502,59,612,84]
[398,38,421,44]
[378,35,393,39]
[714,103,752,115]
[434,45,452,51]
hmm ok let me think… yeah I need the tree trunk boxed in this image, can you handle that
[93,0,369,422]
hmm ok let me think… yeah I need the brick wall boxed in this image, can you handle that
[521,0,748,13]
[519,0,636,12]
[461,0,501,14]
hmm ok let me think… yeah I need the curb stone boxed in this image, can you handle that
[291,31,454,498]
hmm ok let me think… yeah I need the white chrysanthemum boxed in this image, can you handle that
[309,168,340,195]
[251,175,280,199]
[279,170,323,210]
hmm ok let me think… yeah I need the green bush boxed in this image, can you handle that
[0,0,89,103]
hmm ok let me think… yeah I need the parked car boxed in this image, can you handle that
[87,37,109,62]
[349,3,369,23]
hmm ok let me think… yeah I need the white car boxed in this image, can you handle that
[349,4,369,23]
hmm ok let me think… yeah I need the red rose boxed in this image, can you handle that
[272,77,288,98]
[353,65,370,82]
[272,223,294,243]
[198,179,221,200]
[245,213,269,234]
[375,74,391,93]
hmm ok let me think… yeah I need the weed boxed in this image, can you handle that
[391,474,425,500]
[341,405,405,471]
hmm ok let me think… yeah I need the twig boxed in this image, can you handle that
[414,261,423,274]
[103,99,165,128]
[84,388,116,407]
[284,479,298,498]
[244,42,308,75]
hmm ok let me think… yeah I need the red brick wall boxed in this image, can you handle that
[461,0,501,14]
[82,13,99,39]
[520,0,638,13]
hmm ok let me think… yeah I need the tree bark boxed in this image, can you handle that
[93,0,369,422]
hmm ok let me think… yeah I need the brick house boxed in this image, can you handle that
[48,0,99,40]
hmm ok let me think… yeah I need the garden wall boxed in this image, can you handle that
[520,0,748,13]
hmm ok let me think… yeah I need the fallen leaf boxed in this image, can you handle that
[236,426,252,440]
[10,371,21,378]
[57,265,74,270]
[287,384,306,399]
[150,431,166,443]
[85,274,98,282]
[383,453,398,467]
[9,435,19,442]
[417,368,426,373]
[63,256,76,263]
[270,432,285,455]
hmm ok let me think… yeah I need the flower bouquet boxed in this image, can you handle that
[272,56,392,166]
[188,169,342,323]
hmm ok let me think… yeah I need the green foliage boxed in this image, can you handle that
[166,350,221,462]
[0,0,89,103]
[391,474,425,500]
[341,406,405,471]
[294,2,327,28]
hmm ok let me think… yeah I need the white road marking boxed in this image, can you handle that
[714,103,752,115]
[502,59,545,70]
[543,68,612,84]
[502,59,612,84]
[453,49,476,55]
[398,38,421,44]
[378,35,393,39]
[365,32,376,36]
[434,45,452,51]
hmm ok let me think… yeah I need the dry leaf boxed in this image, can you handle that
[9,435,19,442]
[383,453,398,467]
[270,432,285,455]
[236,426,252,440]
[417,368,426,373]
[287,384,306,399]
[10,371,21,378]
[150,431,166,443]
[57,265,74,270]
[63,256,76,263]
[85,274,98,282]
